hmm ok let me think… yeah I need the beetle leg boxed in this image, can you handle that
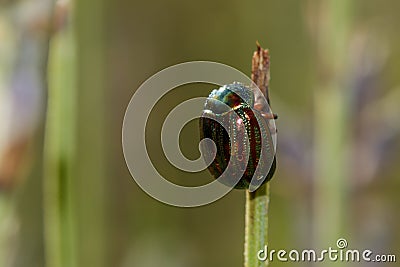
[260,112,278,133]
[261,112,278,120]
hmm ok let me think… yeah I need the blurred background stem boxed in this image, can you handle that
[44,0,108,266]
[43,2,77,266]
[313,0,352,259]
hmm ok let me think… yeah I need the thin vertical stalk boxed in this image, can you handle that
[245,184,270,267]
[244,44,273,267]
[313,0,352,258]
[43,4,78,267]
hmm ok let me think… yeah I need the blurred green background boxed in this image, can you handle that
[0,0,399,266]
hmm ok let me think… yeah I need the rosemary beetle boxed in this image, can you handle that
[199,83,276,189]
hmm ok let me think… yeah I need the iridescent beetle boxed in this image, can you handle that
[199,83,276,190]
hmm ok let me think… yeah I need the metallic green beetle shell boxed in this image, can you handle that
[199,83,276,189]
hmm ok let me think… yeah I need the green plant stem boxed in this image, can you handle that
[44,11,77,267]
[244,44,273,267]
[245,183,270,267]
[313,0,352,256]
